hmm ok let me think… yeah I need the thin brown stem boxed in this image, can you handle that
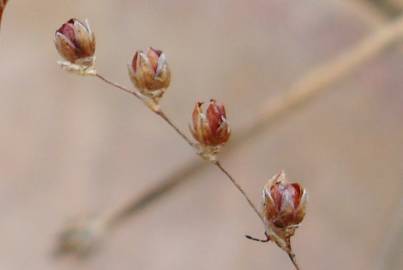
[157,110,194,147]
[288,252,300,270]
[214,161,264,224]
[95,73,139,97]
[95,73,194,147]
[94,73,262,229]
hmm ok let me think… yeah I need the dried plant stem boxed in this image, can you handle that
[96,73,194,147]
[93,73,299,268]
[214,161,264,224]
[95,74,138,97]
[288,252,300,270]
[94,73,263,229]
[156,110,194,147]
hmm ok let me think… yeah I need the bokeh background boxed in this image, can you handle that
[0,0,402,269]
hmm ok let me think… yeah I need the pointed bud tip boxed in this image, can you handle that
[263,171,307,233]
[190,99,230,147]
[55,18,96,66]
[128,47,170,96]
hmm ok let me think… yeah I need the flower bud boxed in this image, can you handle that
[263,171,307,234]
[190,99,231,148]
[128,47,171,101]
[55,18,96,67]
[261,171,307,253]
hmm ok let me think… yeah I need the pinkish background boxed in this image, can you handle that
[0,0,402,269]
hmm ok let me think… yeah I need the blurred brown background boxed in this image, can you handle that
[0,0,402,269]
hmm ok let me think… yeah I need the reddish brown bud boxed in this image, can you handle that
[128,47,171,101]
[263,171,307,233]
[261,171,307,253]
[190,99,231,147]
[55,18,96,66]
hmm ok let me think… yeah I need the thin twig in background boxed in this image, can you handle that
[57,14,403,263]
[95,73,195,147]
[248,13,403,138]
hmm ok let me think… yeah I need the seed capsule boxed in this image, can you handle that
[263,171,307,231]
[190,99,231,147]
[55,18,96,67]
[128,47,171,101]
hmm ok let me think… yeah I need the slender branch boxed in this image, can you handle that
[94,73,301,268]
[95,73,194,147]
[288,252,300,270]
[93,72,299,266]
[156,110,194,147]
[214,161,264,224]
[93,73,264,228]
[95,74,139,97]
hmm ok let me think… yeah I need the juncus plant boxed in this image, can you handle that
[55,18,307,269]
